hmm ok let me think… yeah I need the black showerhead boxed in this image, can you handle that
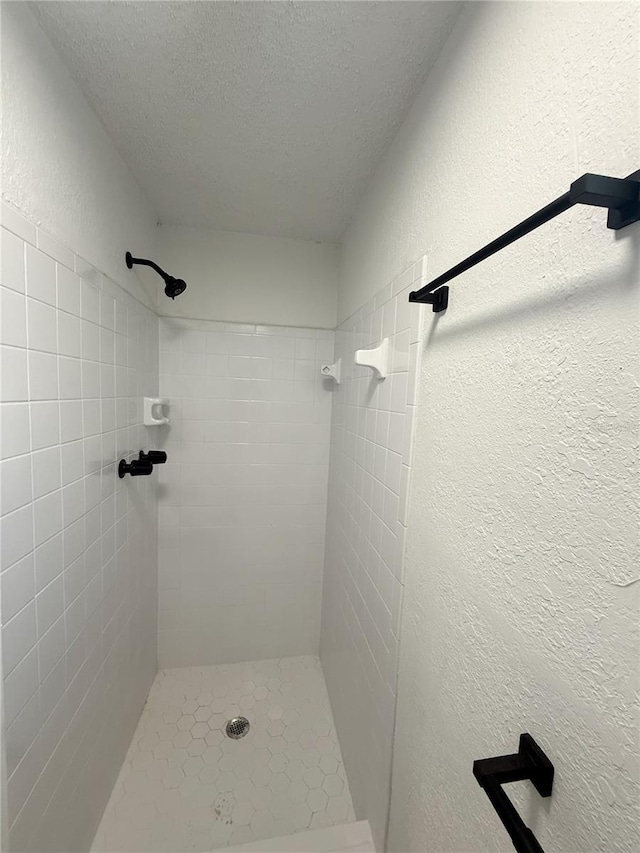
[125,252,187,299]
[163,276,187,300]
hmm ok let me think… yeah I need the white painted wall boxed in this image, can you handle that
[155,226,339,329]
[338,2,639,852]
[0,2,158,303]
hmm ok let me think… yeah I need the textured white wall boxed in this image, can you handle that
[155,226,339,329]
[0,3,157,301]
[338,3,639,852]
[339,2,639,326]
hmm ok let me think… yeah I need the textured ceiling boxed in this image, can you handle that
[29,1,462,241]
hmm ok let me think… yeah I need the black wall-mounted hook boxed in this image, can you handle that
[473,733,554,853]
[118,458,153,478]
[139,450,167,465]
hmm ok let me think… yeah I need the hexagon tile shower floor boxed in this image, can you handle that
[91,657,355,851]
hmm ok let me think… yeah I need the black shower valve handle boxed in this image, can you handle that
[118,458,153,478]
[139,450,168,465]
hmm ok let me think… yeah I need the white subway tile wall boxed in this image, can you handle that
[320,261,425,851]
[0,204,159,852]
[158,318,334,668]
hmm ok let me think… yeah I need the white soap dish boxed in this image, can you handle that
[144,397,169,426]
[355,339,388,379]
[321,359,341,384]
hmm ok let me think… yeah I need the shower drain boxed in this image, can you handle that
[225,716,250,739]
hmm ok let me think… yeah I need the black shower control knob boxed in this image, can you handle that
[118,458,153,478]
[139,450,167,464]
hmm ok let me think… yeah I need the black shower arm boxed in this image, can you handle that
[125,252,171,280]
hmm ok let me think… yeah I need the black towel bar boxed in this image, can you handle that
[409,170,640,311]
[473,733,554,853]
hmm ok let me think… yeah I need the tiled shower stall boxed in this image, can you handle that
[0,198,426,852]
